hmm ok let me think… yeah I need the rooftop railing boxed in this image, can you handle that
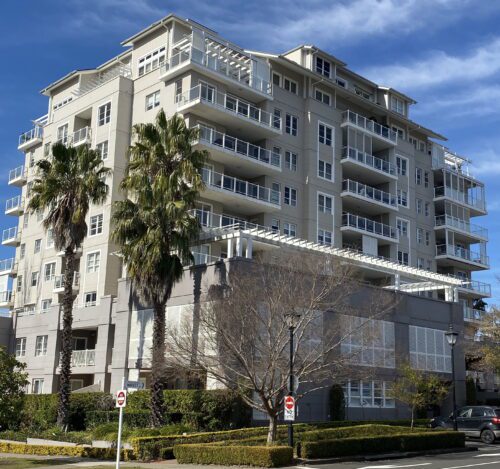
[342,179,397,208]
[342,212,398,240]
[434,186,486,211]
[436,244,489,267]
[196,125,281,169]
[435,214,487,239]
[342,110,397,144]
[18,126,43,147]
[341,146,396,176]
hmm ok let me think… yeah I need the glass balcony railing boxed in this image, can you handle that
[434,186,486,212]
[18,126,43,147]
[342,179,397,208]
[2,227,19,243]
[0,258,15,273]
[196,125,281,169]
[341,147,396,176]
[342,110,397,144]
[436,244,489,266]
[435,215,487,239]
[5,196,24,213]
[464,306,486,322]
[342,212,398,240]
[178,84,278,129]
[459,279,491,296]
[8,166,26,184]
[201,168,281,206]
[0,291,12,304]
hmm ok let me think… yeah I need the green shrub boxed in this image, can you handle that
[174,444,293,467]
[86,410,151,429]
[299,431,465,459]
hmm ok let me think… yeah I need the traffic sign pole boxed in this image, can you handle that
[116,377,127,469]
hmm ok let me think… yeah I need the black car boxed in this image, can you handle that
[430,406,500,444]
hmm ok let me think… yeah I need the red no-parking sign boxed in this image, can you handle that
[284,395,295,421]
[116,389,127,408]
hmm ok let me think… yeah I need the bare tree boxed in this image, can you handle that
[166,251,396,443]
[468,308,500,376]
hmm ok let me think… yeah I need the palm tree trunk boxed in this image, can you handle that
[150,301,166,427]
[57,249,75,429]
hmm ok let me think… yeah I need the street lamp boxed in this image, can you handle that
[445,325,459,431]
[285,312,301,448]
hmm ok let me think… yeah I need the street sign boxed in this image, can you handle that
[127,380,144,390]
[284,395,295,421]
[116,389,127,408]
[287,375,299,393]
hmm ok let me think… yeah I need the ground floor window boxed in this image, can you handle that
[32,378,44,394]
[342,380,395,408]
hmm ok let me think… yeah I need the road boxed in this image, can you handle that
[297,443,500,469]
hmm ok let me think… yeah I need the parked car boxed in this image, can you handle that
[430,406,500,444]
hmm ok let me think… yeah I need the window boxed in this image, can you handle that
[416,198,422,214]
[89,214,103,236]
[23,213,29,229]
[285,113,298,136]
[284,187,297,206]
[396,219,408,238]
[397,189,408,207]
[390,96,405,115]
[57,124,68,144]
[34,239,41,253]
[84,291,97,307]
[271,182,281,205]
[16,276,22,293]
[416,228,424,244]
[35,336,48,356]
[15,337,26,357]
[32,378,44,394]
[19,243,25,259]
[415,168,422,185]
[424,171,430,188]
[44,262,56,282]
[318,194,333,213]
[29,153,35,168]
[37,210,44,221]
[315,56,331,77]
[273,108,282,129]
[87,252,101,273]
[335,77,347,88]
[398,250,409,266]
[425,230,431,246]
[44,142,51,157]
[272,72,281,87]
[41,299,52,313]
[318,160,332,180]
[175,79,182,98]
[392,125,405,140]
[343,380,395,408]
[318,123,333,146]
[283,222,296,237]
[271,218,280,233]
[417,257,425,269]
[98,102,111,126]
[145,90,160,111]
[285,151,297,171]
[396,156,407,176]
[314,89,331,105]
[317,229,332,246]
[410,326,452,372]
[31,272,39,287]
[46,229,54,249]
[138,46,166,76]
[96,141,109,160]
[26,181,33,198]
[424,202,430,217]
[283,77,298,94]
[355,86,372,101]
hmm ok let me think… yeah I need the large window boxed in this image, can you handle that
[410,326,452,373]
[396,218,408,238]
[138,46,166,76]
[343,380,395,408]
[15,337,26,357]
[285,151,297,171]
[315,57,331,77]
[283,222,296,237]
[284,187,297,206]
[35,336,48,356]
[398,250,409,266]
[391,96,405,115]
[31,272,39,287]
[318,160,332,180]
[396,155,408,176]
[89,214,103,236]
[96,141,109,160]
[273,108,282,129]
[314,89,331,106]
[317,229,332,246]
[340,316,395,368]
[57,124,68,145]
[318,123,333,146]
[32,378,44,394]
[283,77,298,94]
[285,113,298,136]
[44,262,56,282]
[98,102,111,126]
[318,194,332,214]
[397,189,408,207]
[145,90,160,111]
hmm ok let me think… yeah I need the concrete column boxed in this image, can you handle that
[235,235,243,257]
[394,274,400,290]
[453,287,459,303]
[227,238,234,258]
[245,237,253,259]
[94,323,112,392]
[444,286,454,302]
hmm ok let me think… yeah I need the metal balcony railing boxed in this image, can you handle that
[5,196,24,213]
[201,168,281,206]
[0,258,15,273]
[18,126,43,147]
[196,125,281,168]
[342,110,397,144]
[464,306,485,322]
[8,166,26,184]
[2,227,19,243]
[341,146,396,176]
[60,349,96,367]
[436,244,489,266]
[342,179,397,207]
[434,186,486,211]
[435,215,487,239]
[72,126,92,145]
[342,212,398,240]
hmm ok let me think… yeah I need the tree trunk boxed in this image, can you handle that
[150,301,166,427]
[411,406,415,429]
[267,414,278,445]
[57,249,76,429]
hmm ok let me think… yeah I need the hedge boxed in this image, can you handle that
[0,441,135,460]
[299,431,465,459]
[86,410,151,429]
[174,444,293,467]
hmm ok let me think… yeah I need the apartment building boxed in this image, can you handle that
[0,14,490,418]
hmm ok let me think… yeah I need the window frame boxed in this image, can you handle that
[97,101,112,126]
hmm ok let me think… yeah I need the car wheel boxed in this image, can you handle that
[480,429,496,444]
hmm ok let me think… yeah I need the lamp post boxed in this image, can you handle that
[445,325,459,431]
[285,312,301,448]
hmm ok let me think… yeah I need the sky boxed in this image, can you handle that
[0,0,499,302]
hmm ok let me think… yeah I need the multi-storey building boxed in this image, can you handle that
[0,14,490,418]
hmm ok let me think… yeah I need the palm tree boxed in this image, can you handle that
[28,142,110,428]
[112,110,207,427]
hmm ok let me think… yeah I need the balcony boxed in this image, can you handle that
[53,273,80,294]
[341,179,398,214]
[341,111,397,149]
[18,126,43,151]
[71,126,92,146]
[435,215,488,242]
[201,168,280,214]
[456,278,491,297]
[0,291,13,308]
[195,125,281,177]
[8,166,27,186]
[5,196,24,216]
[436,244,489,269]
[159,39,271,99]
[341,212,398,243]
[177,85,280,138]
[2,227,20,246]
[191,251,222,266]
[341,147,397,183]
[434,186,486,215]
[0,258,16,276]
[464,306,485,322]
[60,349,95,367]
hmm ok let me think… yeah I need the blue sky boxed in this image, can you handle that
[1,0,499,302]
